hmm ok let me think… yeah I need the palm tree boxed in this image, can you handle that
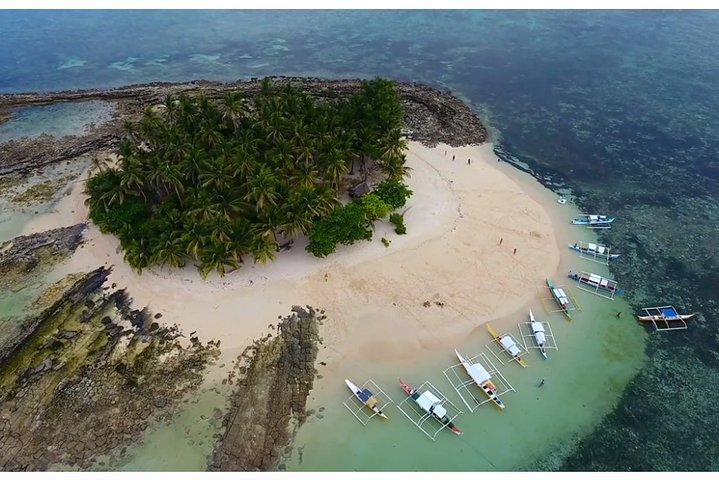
[152,237,187,268]
[243,166,279,212]
[250,237,277,265]
[198,240,241,278]
[290,160,320,190]
[322,148,349,191]
[220,91,248,131]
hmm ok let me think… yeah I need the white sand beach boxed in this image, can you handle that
[21,141,561,375]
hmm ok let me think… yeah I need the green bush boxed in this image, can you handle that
[306,200,373,257]
[89,197,152,238]
[360,193,391,221]
[389,212,407,235]
[374,180,413,210]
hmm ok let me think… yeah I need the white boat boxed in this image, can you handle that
[399,379,463,435]
[529,310,548,359]
[571,214,615,227]
[345,379,388,419]
[455,350,505,409]
[568,241,621,260]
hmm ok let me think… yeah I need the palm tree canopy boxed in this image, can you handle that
[85,77,410,277]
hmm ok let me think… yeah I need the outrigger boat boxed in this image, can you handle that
[399,379,463,435]
[568,271,625,296]
[345,379,388,420]
[487,324,528,367]
[528,310,548,359]
[637,306,696,323]
[454,350,505,410]
[571,214,615,228]
[547,278,572,320]
[568,241,620,261]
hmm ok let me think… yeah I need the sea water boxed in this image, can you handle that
[0,101,115,143]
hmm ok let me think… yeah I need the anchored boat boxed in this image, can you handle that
[568,241,620,261]
[345,379,388,420]
[529,310,548,359]
[455,350,505,410]
[399,379,463,435]
[637,308,695,323]
[487,324,528,367]
[571,214,615,228]
[547,278,573,320]
[637,305,696,330]
[568,271,625,298]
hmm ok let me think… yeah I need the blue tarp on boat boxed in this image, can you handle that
[357,389,373,403]
[660,307,678,317]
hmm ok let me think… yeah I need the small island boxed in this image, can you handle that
[84,77,413,277]
[0,76,562,473]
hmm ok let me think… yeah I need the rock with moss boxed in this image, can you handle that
[209,305,324,472]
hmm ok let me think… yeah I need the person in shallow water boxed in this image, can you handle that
[539,379,545,387]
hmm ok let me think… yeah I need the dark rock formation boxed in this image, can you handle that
[208,306,324,472]
[0,267,220,471]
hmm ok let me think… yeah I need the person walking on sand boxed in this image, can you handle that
[452,154,455,161]
[467,158,471,165]
[513,247,517,254]
[499,237,503,245]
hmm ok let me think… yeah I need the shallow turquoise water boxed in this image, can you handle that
[0,100,114,143]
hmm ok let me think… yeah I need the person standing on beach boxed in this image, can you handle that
[452,154,455,161]
[513,248,517,254]
[499,237,503,245]
[467,158,471,165]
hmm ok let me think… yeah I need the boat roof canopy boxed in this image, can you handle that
[416,391,447,418]
[531,321,545,333]
[467,363,492,384]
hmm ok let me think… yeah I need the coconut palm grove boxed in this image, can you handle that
[85,77,413,277]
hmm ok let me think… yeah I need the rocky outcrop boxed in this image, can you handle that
[208,306,324,472]
[0,265,220,471]
[0,224,86,295]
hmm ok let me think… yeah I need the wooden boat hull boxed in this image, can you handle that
[455,350,505,410]
[546,278,572,321]
[571,215,615,226]
[398,379,462,435]
[637,313,696,323]
[487,324,528,367]
[345,379,388,419]
[568,272,625,295]
[567,243,621,260]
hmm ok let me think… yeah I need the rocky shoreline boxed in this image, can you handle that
[0,77,487,177]
[0,264,220,471]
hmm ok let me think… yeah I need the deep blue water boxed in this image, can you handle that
[2,11,719,191]
[2,10,719,470]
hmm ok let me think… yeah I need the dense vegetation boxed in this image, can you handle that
[85,78,412,277]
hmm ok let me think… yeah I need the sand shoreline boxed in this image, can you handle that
[20,140,561,381]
